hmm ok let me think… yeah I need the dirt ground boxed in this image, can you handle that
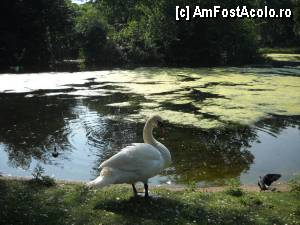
[0,175,290,192]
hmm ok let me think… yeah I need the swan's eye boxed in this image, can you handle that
[157,121,163,128]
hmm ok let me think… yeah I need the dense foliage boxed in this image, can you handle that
[0,0,299,71]
[258,0,298,47]
[0,0,76,71]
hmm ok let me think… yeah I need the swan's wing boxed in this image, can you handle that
[99,143,162,172]
[264,174,281,186]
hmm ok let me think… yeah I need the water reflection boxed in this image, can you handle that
[0,68,299,185]
[163,126,256,184]
[0,92,298,185]
[0,93,76,168]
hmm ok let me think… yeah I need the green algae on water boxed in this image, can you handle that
[1,67,300,129]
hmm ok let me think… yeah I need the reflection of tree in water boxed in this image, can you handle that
[164,115,300,184]
[255,115,300,137]
[160,125,256,184]
[78,95,300,183]
[0,88,143,174]
[77,91,256,182]
[1,87,299,184]
[0,93,76,169]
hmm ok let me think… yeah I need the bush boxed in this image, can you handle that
[31,164,55,187]
[187,181,198,192]
[225,178,244,197]
[289,174,300,196]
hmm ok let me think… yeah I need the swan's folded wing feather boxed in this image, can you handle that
[99,143,162,171]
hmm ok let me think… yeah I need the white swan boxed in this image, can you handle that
[87,115,171,198]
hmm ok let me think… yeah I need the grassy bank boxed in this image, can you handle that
[258,47,300,66]
[0,178,300,225]
[259,47,300,54]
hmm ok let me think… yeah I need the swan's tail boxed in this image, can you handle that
[86,176,110,188]
[86,167,115,188]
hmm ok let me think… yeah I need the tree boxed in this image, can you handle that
[0,0,77,71]
[258,0,297,47]
[75,3,122,67]
[293,0,300,39]
[93,0,260,66]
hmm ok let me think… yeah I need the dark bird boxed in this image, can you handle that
[258,174,281,191]
[52,146,59,158]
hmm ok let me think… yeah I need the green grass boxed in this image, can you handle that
[264,53,300,62]
[0,179,299,225]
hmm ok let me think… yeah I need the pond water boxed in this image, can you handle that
[0,67,299,186]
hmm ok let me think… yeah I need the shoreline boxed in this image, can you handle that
[2,55,300,74]
[0,175,290,193]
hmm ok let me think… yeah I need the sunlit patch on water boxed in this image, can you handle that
[266,53,300,62]
[1,67,300,129]
[0,67,299,185]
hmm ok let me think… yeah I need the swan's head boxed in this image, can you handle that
[148,115,164,128]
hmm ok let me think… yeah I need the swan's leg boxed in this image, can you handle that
[144,183,149,198]
[132,184,138,196]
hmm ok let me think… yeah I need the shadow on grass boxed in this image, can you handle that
[0,179,68,225]
[94,195,253,224]
[0,180,292,225]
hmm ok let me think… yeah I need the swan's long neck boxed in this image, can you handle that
[143,120,156,145]
[143,120,172,167]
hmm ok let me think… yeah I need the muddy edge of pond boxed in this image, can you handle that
[0,175,290,193]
